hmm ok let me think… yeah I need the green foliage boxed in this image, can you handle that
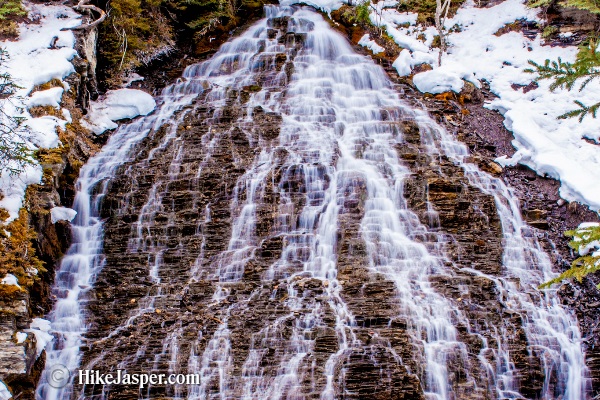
[397,0,465,25]
[0,208,45,300]
[563,0,600,13]
[540,224,600,289]
[528,0,600,11]
[558,99,600,121]
[0,0,26,20]
[182,0,236,33]
[98,0,265,85]
[354,1,371,26]
[526,37,600,121]
[542,25,558,38]
[0,48,35,176]
[0,0,25,38]
[97,0,174,85]
[527,0,554,8]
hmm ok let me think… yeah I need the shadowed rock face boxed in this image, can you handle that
[40,5,591,400]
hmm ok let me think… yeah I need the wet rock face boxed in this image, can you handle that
[397,122,550,398]
[67,7,593,400]
[77,13,428,399]
[412,79,600,396]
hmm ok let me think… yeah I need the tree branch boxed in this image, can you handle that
[61,0,106,31]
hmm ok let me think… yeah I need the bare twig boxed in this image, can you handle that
[118,29,128,70]
[435,0,451,66]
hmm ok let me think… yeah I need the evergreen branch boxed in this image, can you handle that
[561,0,600,14]
[558,100,600,122]
[526,58,581,91]
[540,224,600,289]
[528,0,553,7]
[579,71,600,90]
[0,48,35,176]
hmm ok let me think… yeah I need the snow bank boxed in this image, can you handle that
[83,89,156,134]
[1,274,20,287]
[413,67,465,94]
[1,4,80,91]
[376,0,600,211]
[27,87,64,109]
[442,0,600,210]
[0,4,82,221]
[50,206,77,223]
[393,49,435,77]
[25,116,67,148]
[358,34,385,54]
[25,318,53,356]
[381,8,417,26]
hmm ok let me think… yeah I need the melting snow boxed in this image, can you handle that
[358,34,385,54]
[50,206,77,223]
[83,89,157,134]
[25,318,53,357]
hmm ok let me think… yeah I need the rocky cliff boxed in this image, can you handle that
[2,1,600,399]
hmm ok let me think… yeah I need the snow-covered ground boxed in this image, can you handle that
[0,4,157,223]
[0,4,81,221]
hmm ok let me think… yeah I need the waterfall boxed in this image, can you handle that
[37,4,589,400]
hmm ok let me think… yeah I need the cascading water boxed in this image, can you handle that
[37,4,590,400]
[35,56,214,400]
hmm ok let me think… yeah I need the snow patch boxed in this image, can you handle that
[83,89,156,135]
[26,87,64,108]
[381,9,417,26]
[393,49,412,76]
[0,164,43,221]
[25,318,53,356]
[25,116,67,148]
[16,332,28,344]
[375,0,600,210]
[425,0,600,209]
[50,206,77,223]
[0,381,11,400]
[392,49,435,76]
[413,68,465,94]
[1,274,20,287]
[358,34,385,54]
